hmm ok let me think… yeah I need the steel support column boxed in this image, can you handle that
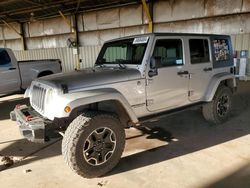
[20,22,27,50]
[59,11,80,70]
[142,0,153,33]
[1,19,26,50]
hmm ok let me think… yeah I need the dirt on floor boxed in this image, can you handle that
[0,81,250,188]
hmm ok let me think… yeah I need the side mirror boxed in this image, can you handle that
[148,57,158,77]
[150,57,156,69]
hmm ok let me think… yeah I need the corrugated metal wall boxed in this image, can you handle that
[13,33,249,72]
[2,0,250,51]
[231,34,250,53]
[79,46,102,69]
[13,46,101,72]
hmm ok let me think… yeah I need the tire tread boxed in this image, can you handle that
[202,86,232,125]
[62,111,125,178]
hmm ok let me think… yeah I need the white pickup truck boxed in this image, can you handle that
[0,48,62,95]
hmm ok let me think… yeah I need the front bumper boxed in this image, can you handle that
[10,105,54,143]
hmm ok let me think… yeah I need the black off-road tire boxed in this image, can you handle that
[62,111,125,178]
[202,86,233,125]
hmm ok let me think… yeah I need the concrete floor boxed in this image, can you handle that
[0,82,250,188]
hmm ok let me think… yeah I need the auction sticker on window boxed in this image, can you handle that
[133,37,149,44]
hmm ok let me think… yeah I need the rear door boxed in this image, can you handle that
[187,37,213,101]
[0,49,20,94]
[146,37,190,112]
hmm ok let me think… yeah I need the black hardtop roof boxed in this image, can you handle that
[154,32,230,37]
[106,32,230,43]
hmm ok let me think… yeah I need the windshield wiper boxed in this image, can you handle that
[95,64,106,68]
[115,59,127,69]
[118,63,127,69]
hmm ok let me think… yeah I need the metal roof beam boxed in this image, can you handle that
[0,0,140,24]
[0,0,76,16]
[0,0,18,5]
[22,0,44,6]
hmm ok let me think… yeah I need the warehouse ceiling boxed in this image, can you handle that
[0,0,140,24]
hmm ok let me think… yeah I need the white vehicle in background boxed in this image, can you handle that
[0,48,62,95]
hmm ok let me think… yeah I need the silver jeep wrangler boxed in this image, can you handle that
[11,33,236,178]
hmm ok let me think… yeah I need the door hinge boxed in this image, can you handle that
[189,73,192,79]
[188,90,194,97]
[146,99,154,106]
[146,79,153,86]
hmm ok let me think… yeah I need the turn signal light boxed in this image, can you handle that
[64,106,71,113]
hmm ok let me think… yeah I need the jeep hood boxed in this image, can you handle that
[38,67,141,91]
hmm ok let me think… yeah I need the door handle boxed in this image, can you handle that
[9,67,16,70]
[203,67,212,72]
[177,70,189,75]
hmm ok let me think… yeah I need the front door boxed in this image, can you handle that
[0,49,20,94]
[146,37,189,112]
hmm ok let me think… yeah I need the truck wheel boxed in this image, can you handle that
[202,86,232,125]
[62,111,125,178]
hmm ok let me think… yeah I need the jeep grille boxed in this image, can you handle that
[31,85,47,113]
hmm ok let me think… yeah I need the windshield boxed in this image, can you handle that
[96,37,149,65]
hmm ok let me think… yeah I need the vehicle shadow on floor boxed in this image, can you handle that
[0,138,61,171]
[108,83,250,177]
[0,97,29,121]
[1,82,249,177]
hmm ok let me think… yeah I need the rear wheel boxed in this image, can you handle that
[202,86,232,125]
[62,111,125,178]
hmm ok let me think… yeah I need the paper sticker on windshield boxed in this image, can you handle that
[133,37,149,44]
[176,59,183,65]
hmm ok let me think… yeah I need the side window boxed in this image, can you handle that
[189,39,210,64]
[0,49,11,66]
[153,39,183,68]
[213,39,230,61]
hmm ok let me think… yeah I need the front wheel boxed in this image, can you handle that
[202,86,233,125]
[62,112,125,178]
